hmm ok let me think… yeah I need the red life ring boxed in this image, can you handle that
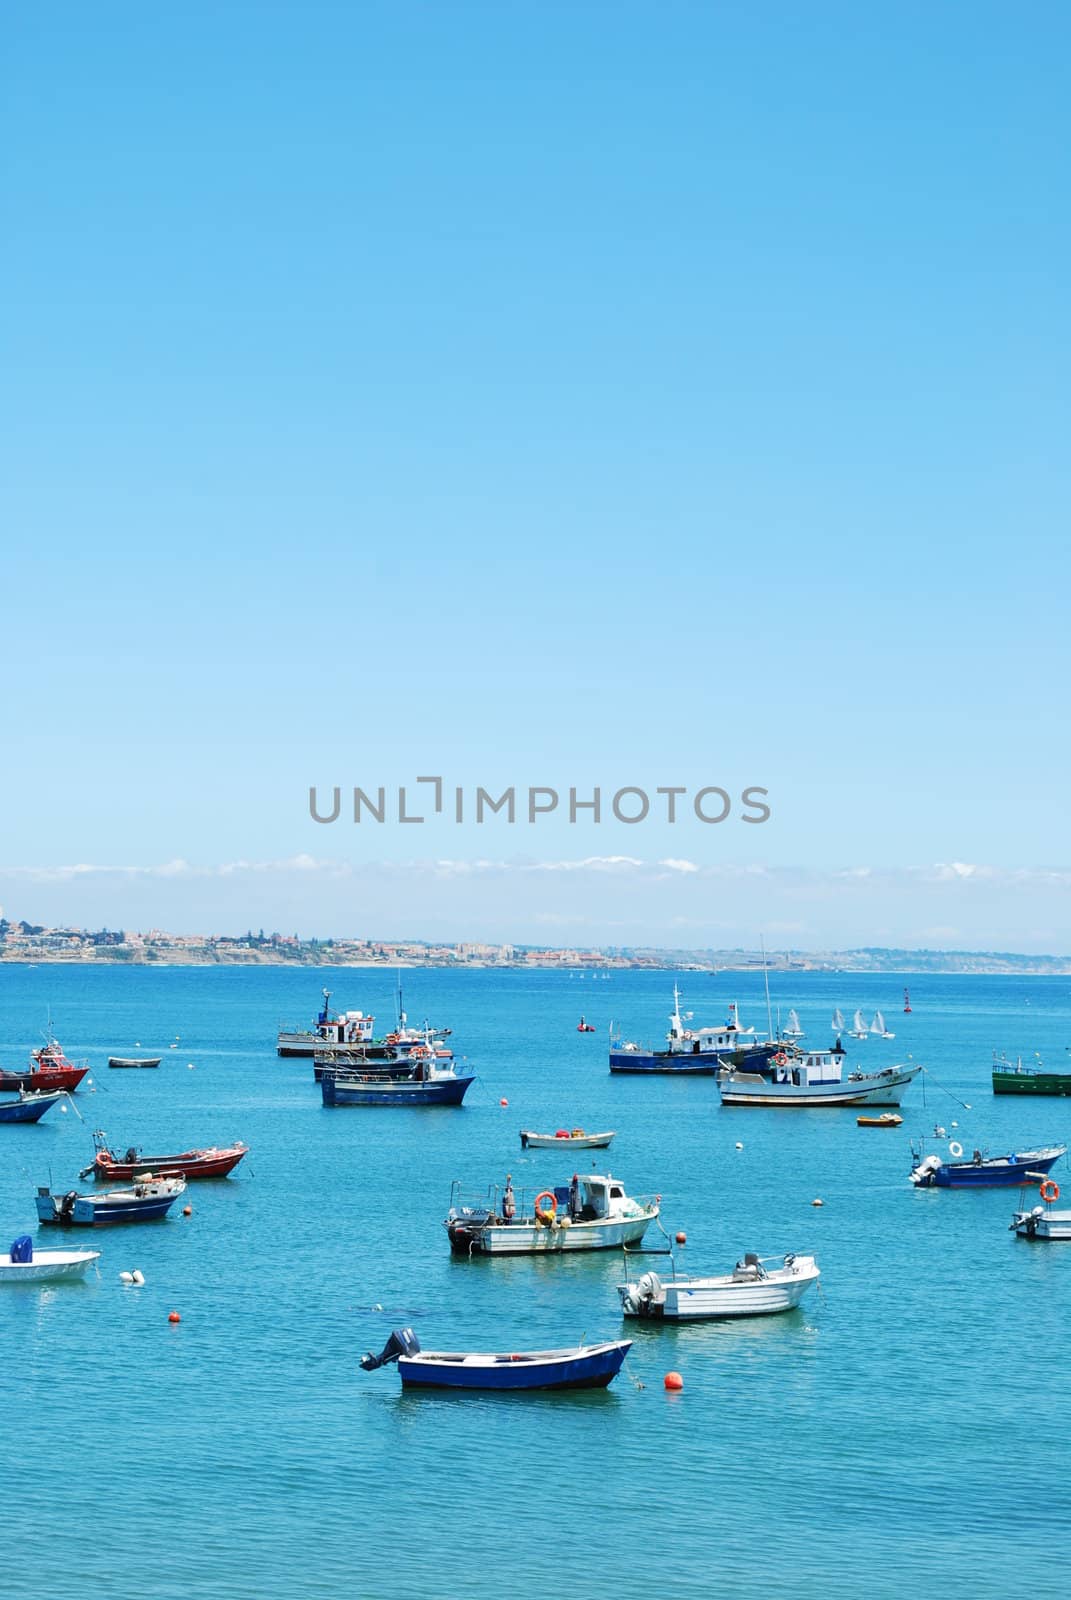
[1040,1179,1060,1202]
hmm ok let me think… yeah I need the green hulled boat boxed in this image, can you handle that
[992,1054,1071,1096]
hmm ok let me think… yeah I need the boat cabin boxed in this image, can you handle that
[770,1047,845,1088]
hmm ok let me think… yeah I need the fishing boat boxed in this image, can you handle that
[1012,1177,1071,1238]
[717,1046,921,1107]
[278,984,451,1060]
[618,1251,820,1320]
[869,1011,895,1040]
[847,1009,869,1040]
[0,1237,101,1283]
[783,1010,805,1039]
[992,1053,1071,1096]
[0,1033,89,1094]
[909,1143,1066,1189]
[107,1056,162,1070]
[360,1327,632,1391]
[322,1059,474,1107]
[0,1090,66,1124]
[312,1025,454,1081]
[610,988,782,1075]
[445,1172,659,1255]
[857,1112,903,1128]
[519,1128,615,1150]
[79,1129,249,1181]
[35,1174,187,1225]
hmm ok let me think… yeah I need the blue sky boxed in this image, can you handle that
[2,3,1069,945]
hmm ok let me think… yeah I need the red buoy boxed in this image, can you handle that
[499,1098,508,1107]
[675,1231,687,1245]
[168,1311,181,1324]
[183,1205,192,1216]
[664,1371,684,1391]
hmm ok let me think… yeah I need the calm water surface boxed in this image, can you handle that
[2,965,1070,1598]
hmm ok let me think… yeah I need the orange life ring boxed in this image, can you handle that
[1040,1179,1060,1202]
[534,1190,557,1224]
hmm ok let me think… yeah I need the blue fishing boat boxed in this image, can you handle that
[910,1143,1066,1189]
[35,1174,187,1224]
[321,1062,474,1107]
[0,1090,66,1124]
[360,1327,631,1390]
[610,987,782,1075]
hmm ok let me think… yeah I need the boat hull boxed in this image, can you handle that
[36,1183,185,1225]
[88,1145,248,1181]
[993,1071,1071,1096]
[519,1131,615,1150]
[1013,1209,1071,1239]
[620,1261,820,1320]
[718,1066,920,1107]
[0,1092,64,1123]
[322,1074,474,1107]
[0,1066,87,1093]
[0,1249,101,1282]
[107,1058,162,1069]
[916,1151,1064,1188]
[447,1212,656,1255]
[610,1041,781,1075]
[397,1341,631,1390]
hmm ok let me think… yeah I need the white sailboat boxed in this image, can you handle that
[832,1008,846,1033]
[784,1009,805,1039]
[871,1010,895,1039]
[848,1009,869,1039]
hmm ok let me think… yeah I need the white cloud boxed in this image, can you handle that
[659,858,700,874]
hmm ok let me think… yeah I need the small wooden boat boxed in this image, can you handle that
[79,1130,249,1181]
[857,1112,903,1128]
[360,1327,631,1390]
[35,1174,186,1225]
[0,1090,66,1124]
[910,1143,1066,1189]
[445,1173,659,1255]
[0,1237,101,1283]
[108,1057,162,1070]
[619,1252,820,1320]
[519,1128,615,1150]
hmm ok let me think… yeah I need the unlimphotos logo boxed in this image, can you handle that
[309,779,770,825]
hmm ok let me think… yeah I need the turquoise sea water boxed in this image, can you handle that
[2,965,1071,1599]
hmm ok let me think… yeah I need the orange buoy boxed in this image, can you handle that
[675,1231,687,1245]
[664,1371,684,1391]
[168,1311,181,1324]
[499,1098,508,1107]
[183,1205,192,1216]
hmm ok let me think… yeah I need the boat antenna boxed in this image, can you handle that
[761,937,773,1041]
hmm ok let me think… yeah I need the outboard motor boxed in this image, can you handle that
[10,1235,33,1264]
[360,1327,421,1371]
[909,1154,942,1188]
[621,1271,663,1317]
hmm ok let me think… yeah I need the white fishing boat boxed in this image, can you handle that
[519,1128,615,1150]
[445,1173,659,1255]
[783,1010,805,1039]
[0,1237,101,1283]
[869,1011,895,1040]
[848,1009,869,1039]
[717,1046,921,1107]
[619,1252,820,1320]
[1012,1204,1071,1239]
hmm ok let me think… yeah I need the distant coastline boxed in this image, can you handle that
[1,919,1068,974]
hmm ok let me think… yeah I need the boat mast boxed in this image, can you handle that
[761,937,773,1041]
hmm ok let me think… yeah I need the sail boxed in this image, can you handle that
[832,1008,845,1031]
[852,1009,867,1033]
[785,1009,804,1037]
[870,1011,885,1035]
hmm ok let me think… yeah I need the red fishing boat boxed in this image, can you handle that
[79,1130,249,1181]
[0,1034,90,1094]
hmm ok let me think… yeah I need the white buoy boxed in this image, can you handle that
[372,1303,383,1312]
[135,1042,141,1047]
[120,1271,134,1284]
[60,1103,68,1114]
[132,1270,145,1285]
[951,1120,958,1128]
[735,1142,743,1150]
[187,1063,195,1070]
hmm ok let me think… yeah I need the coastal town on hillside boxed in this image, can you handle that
[0,918,1068,974]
